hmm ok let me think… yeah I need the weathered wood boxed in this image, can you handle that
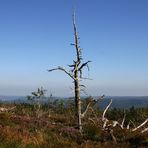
[48,12,91,132]
[99,99,148,142]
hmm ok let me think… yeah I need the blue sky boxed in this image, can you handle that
[0,0,148,96]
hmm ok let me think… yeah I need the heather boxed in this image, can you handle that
[0,99,147,148]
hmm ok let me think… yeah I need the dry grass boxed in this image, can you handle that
[0,103,147,148]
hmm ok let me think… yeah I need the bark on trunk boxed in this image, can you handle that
[74,69,82,131]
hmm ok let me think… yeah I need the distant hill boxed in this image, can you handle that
[0,96,148,109]
[98,96,148,109]
[0,96,24,101]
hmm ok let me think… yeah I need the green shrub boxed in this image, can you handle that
[83,124,101,141]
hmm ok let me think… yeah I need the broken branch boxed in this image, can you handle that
[81,100,94,118]
[121,112,126,129]
[132,118,148,132]
[102,99,112,121]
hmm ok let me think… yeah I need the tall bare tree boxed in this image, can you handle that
[48,13,91,131]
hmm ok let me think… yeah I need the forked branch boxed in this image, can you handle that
[81,99,96,118]
[79,61,91,71]
[81,95,105,118]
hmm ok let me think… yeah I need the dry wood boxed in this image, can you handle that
[132,118,148,132]
[48,12,91,132]
[97,99,148,142]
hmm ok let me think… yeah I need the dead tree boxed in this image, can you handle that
[0,106,16,113]
[100,99,148,142]
[48,13,91,132]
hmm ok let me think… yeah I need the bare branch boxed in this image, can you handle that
[103,118,109,129]
[112,121,119,127]
[141,128,148,133]
[121,112,126,129]
[80,77,92,80]
[132,118,148,132]
[48,66,75,80]
[68,64,75,67]
[80,84,86,88]
[102,99,112,129]
[73,12,81,63]
[79,61,91,71]
[127,122,130,129]
[79,61,91,78]
[0,106,16,112]
[81,103,91,118]
[99,94,105,100]
[81,100,95,118]
[70,43,76,46]
[102,99,112,121]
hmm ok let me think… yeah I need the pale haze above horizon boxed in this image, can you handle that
[0,0,148,97]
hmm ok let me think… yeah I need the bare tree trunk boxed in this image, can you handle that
[48,12,91,132]
[74,69,82,131]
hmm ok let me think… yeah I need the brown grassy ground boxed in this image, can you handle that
[0,103,147,148]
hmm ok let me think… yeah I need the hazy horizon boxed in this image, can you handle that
[0,0,148,96]
[0,94,148,98]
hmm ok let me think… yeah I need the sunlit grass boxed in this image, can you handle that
[0,102,147,147]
